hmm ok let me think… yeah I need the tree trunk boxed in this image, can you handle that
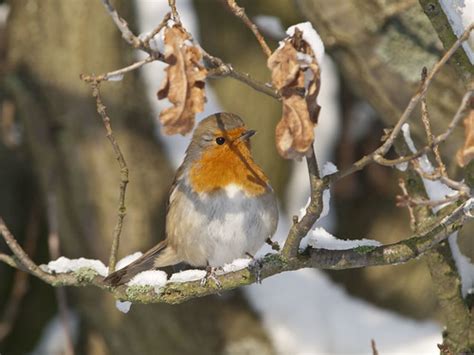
[4,0,274,353]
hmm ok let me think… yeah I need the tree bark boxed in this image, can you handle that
[4,1,274,353]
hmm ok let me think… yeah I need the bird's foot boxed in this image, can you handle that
[200,266,222,288]
[246,252,263,284]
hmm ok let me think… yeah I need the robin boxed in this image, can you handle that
[105,112,279,286]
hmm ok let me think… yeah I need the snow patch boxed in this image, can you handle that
[115,300,132,314]
[46,256,107,277]
[439,0,474,64]
[107,73,124,82]
[222,258,251,273]
[296,52,314,67]
[286,22,325,65]
[449,233,474,298]
[245,269,441,354]
[396,161,408,171]
[401,123,457,211]
[298,162,338,224]
[115,252,143,271]
[307,227,381,250]
[322,161,338,177]
[128,270,168,294]
[169,269,206,283]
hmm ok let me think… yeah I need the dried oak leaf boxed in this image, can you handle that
[268,30,321,159]
[456,109,474,167]
[157,26,207,135]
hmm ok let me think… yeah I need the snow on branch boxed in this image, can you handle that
[0,197,472,304]
[0,0,473,307]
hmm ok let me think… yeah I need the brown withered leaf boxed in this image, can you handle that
[268,29,321,159]
[269,41,300,91]
[456,109,474,167]
[157,26,207,135]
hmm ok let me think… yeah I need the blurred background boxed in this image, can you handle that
[0,0,471,354]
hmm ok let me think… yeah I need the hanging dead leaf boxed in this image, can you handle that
[268,28,322,159]
[157,25,207,135]
[269,41,300,91]
[456,108,474,167]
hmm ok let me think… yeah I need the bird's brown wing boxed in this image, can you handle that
[104,240,168,286]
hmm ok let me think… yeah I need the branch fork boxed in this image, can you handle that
[1,0,473,308]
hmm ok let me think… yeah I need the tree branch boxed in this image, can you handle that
[282,146,324,258]
[419,0,474,81]
[93,0,280,101]
[1,198,471,304]
[326,25,474,183]
[89,82,129,273]
[0,218,72,284]
[2,0,473,311]
[226,0,273,57]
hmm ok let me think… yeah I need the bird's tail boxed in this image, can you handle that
[104,240,168,286]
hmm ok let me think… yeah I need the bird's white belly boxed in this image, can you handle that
[169,183,278,267]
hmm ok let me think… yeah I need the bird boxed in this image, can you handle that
[104,112,279,286]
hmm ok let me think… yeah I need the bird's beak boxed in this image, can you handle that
[239,129,256,141]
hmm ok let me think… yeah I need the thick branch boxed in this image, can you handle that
[1,198,471,304]
[419,0,474,81]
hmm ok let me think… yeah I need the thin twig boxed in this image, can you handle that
[100,0,280,100]
[226,0,272,57]
[397,192,461,208]
[282,145,324,258]
[142,12,172,45]
[419,67,447,177]
[80,8,171,84]
[398,178,417,230]
[0,253,19,268]
[100,0,141,48]
[100,0,167,59]
[412,164,470,194]
[90,82,129,273]
[204,52,280,99]
[0,218,58,283]
[326,24,474,183]
[81,56,157,83]
[167,0,181,26]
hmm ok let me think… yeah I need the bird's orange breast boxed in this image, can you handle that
[189,140,269,196]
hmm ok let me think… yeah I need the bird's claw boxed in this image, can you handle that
[201,266,222,288]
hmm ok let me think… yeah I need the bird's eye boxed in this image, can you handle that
[216,137,225,145]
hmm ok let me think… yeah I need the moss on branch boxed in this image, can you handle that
[2,199,467,305]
